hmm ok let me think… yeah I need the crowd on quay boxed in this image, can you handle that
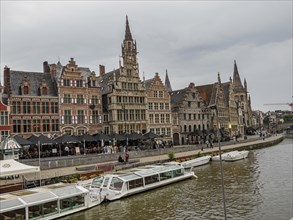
[18,140,174,159]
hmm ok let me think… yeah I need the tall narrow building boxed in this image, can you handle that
[99,16,148,134]
[232,60,253,135]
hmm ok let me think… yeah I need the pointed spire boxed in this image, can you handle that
[125,15,133,41]
[165,69,172,92]
[143,71,145,82]
[217,72,221,84]
[233,60,243,89]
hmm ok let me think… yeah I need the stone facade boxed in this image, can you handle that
[145,72,172,141]
[232,60,253,136]
[99,16,148,134]
[171,82,211,145]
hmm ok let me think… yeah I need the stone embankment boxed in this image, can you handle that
[0,134,284,187]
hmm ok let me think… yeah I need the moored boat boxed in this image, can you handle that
[87,163,196,201]
[0,182,103,220]
[212,150,239,161]
[225,150,249,162]
[180,155,211,168]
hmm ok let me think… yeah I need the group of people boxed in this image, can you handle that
[118,152,129,163]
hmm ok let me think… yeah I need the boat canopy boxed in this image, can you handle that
[150,164,182,173]
[134,169,159,177]
[0,184,87,213]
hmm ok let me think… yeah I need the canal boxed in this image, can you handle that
[62,138,292,220]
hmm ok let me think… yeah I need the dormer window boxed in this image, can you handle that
[40,79,49,96]
[23,86,29,95]
[21,77,30,95]
[42,87,48,95]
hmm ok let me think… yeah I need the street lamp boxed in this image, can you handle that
[210,104,227,220]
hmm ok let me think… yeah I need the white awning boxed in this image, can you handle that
[0,159,40,177]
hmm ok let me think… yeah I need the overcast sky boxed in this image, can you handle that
[1,1,292,112]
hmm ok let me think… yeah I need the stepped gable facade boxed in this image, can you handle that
[170,82,210,145]
[3,65,59,138]
[46,58,103,136]
[145,72,172,141]
[98,16,148,135]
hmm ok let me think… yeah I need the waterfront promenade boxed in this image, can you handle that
[0,134,283,186]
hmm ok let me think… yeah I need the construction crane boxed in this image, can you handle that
[264,102,293,112]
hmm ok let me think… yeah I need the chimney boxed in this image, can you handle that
[3,65,10,94]
[99,65,105,77]
[43,61,50,73]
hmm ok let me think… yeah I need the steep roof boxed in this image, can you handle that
[9,70,58,96]
[98,68,121,94]
[144,78,153,90]
[165,70,172,92]
[170,88,186,107]
[233,60,243,90]
[196,83,216,107]
[222,82,230,106]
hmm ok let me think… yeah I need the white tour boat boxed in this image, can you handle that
[212,150,239,161]
[212,150,249,161]
[0,182,103,220]
[224,150,249,162]
[180,155,211,169]
[86,163,196,201]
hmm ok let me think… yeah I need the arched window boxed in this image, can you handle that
[184,125,187,132]
[189,125,192,132]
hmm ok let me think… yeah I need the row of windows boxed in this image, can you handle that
[121,82,139,90]
[182,113,209,120]
[12,101,58,114]
[62,110,101,124]
[153,91,164,98]
[150,127,171,136]
[148,102,170,110]
[117,110,146,121]
[115,96,145,104]
[149,114,171,124]
[12,119,59,133]
[181,124,209,133]
[62,95,101,104]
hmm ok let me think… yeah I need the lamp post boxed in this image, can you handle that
[210,105,227,220]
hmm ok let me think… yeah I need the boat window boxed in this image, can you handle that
[1,208,25,220]
[28,200,58,218]
[173,168,184,177]
[60,195,85,212]
[160,171,173,180]
[103,177,110,187]
[110,177,123,191]
[128,178,143,190]
[144,174,159,185]
[91,176,104,188]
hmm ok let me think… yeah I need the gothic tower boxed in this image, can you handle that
[120,16,139,78]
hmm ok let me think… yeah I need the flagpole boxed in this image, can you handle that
[38,140,41,186]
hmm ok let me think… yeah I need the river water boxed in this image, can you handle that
[62,138,292,220]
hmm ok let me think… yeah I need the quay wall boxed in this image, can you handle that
[19,135,284,170]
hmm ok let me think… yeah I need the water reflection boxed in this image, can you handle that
[62,139,292,220]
